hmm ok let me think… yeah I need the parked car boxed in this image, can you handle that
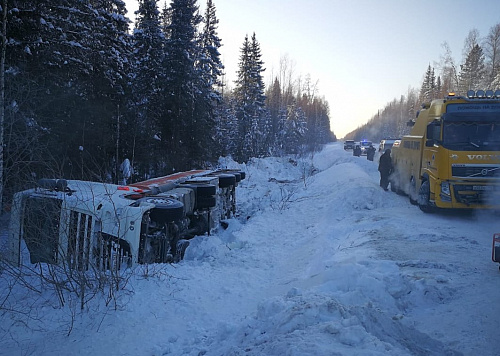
[379,139,399,152]
[343,140,355,150]
[359,140,372,155]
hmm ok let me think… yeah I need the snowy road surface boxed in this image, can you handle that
[1,142,500,355]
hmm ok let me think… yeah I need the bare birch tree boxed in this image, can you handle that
[483,23,500,87]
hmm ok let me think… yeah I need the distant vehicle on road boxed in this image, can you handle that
[379,139,399,152]
[359,140,372,155]
[343,140,355,150]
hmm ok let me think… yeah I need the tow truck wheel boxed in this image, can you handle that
[418,180,434,213]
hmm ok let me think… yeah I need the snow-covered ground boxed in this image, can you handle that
[2,142,500,355]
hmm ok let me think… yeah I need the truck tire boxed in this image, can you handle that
[418,180,434,213]
[143,197,184,222]
[196,196,217,209]
[232,172,242,183]
[215,174,236,188]
[181,183,216,197]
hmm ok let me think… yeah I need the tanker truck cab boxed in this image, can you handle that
[7,169,246,269]
[391,90,500,212]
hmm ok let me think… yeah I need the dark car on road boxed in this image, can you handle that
[344,140,355,150]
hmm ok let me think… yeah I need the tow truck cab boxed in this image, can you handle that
[390,90,500,211]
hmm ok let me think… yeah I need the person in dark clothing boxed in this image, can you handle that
[366,144,376,161]
[353,145,361,157]
[378,149,393,191]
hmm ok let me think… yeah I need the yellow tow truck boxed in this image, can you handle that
[390,90,500,212]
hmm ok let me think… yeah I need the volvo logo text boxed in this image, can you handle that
[467,154,500,160]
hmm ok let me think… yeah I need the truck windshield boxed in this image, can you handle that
[443,121,500,150]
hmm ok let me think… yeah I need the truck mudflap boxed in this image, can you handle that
[492,233,500,268]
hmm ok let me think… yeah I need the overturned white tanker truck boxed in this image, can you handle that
[6,169,245,270]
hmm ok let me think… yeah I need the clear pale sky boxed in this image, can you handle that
[124,0,500,138]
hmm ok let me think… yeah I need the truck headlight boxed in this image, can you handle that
[441,181,451,196]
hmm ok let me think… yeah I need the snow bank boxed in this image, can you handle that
[1,143,499,356]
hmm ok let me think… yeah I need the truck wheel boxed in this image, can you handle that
[181,183,216,197]
[215,174,236,188]
[144,197,184,222]
[196,196,217,209]
[418,180,434,213]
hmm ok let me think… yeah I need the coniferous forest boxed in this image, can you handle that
[1,0,335,206]
[346,25,500,144]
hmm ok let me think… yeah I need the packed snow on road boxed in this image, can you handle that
[2,142,500,355]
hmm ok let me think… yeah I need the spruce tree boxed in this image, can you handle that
[233,35,250,161]
[199,0,224,97]
[84,0,133,181]
[5,0,131,181]
[458,44,486,93]
[233,33,267,162]
[266,77,282,139]
[191,0,224,165]
[420,65,436,102]
[162,0,204,171]
[131,0,165,177]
